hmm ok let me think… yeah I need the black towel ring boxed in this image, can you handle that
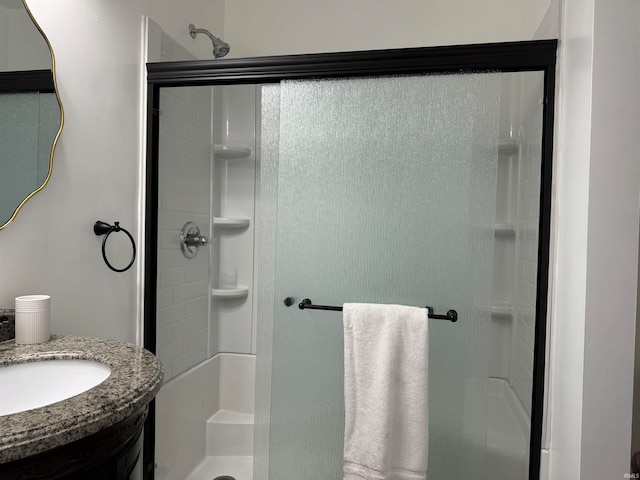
[93,221,136,273]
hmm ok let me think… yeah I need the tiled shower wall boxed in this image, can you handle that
[156,84,213,381]
[512,76,543,415]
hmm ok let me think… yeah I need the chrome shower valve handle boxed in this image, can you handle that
[183,234,209,247]
[180,221,210,258]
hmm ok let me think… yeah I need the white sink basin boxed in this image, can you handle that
[0,359,112,416]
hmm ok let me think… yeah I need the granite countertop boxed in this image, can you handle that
[0,335,163,464]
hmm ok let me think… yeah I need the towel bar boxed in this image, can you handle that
[284,298,457,322]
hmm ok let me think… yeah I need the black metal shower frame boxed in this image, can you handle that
[144,39,557,480]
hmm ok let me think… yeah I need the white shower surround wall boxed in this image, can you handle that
[155,353,255,480]
[486,378,530,479]
[512,73,543,415]
[156,83,212,381]
[154,31,258,381]
[154,77,261,469]
[490,71,542,418]
[212,84,257,355]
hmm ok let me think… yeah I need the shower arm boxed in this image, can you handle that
[189,25,217,43]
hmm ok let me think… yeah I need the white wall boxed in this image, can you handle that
[0,4,7,68]
[579,0,639,477]
[0,2,51,71]
[224,0,550,58]
[634,237,640,455]
[545,0,640,478]
[0,0,223,342]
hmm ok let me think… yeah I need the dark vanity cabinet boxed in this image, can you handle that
[0,406,147,480]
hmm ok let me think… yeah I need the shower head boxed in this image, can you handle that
[189,23,230,59]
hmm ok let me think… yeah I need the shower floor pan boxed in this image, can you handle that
[184,455,252,480]
[486,377,529,480]
[184,409,254,480]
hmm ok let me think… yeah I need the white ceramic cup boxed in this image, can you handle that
[15,295,51,344]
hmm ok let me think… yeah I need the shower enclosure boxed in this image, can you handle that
[144,41,556,480]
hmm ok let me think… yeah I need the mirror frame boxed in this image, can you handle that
[0,0,64,231]
[144,39,557,480]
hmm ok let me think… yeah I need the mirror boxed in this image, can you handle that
[0,0,63,230]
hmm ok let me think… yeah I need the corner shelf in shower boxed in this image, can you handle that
[491,302,514,318]
[213,216,251,228]
[498,139,519,157]
[214,144,252,160]
[211,287,249,298]
[494,222,516,235]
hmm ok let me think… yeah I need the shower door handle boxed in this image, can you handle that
[180,221,210,258]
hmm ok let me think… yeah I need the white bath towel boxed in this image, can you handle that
[343,303,429,480]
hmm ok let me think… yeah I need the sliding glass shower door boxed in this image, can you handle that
[257,73,501,479]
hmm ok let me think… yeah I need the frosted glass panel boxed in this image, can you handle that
[266,74,500,479]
